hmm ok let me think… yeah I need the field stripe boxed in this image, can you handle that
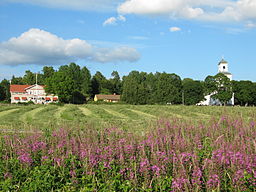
[102,107,128,119]
[0,108,20,118]
[128,109,156,119]
[55,105,70,119]
[78,106,92,116]
[193,112,211,119]
[165,112,183,118]
[19,107,46,123]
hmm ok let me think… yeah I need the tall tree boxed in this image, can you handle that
[45,63,87,104]
[252,83,256,106]
[42,66,55,84]
[81,66,92,99]
[232,80,254,106]
[122,71,182,105]
[11,75,24,85]
[204,75,216,95]
[122,71,141,104]
[211,73,233,105]
[23,70,36,85]
[45,71,76,103]
[0,79,10,101]
[155,72,182,104]
[144,73,157,104]
[182,79,204,105]
[91,71,111,95]
[110,71,122,95]
[0,85,5,101]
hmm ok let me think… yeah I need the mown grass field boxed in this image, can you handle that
[0,104,255,132]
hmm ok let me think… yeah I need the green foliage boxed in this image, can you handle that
[122,71,182,104]
[110,71,122,95]
[11,75,24,85]
[45,63,90,104]
[5,62,256,106]
[80,66,92,99]
[16,101,35,105]
[155,72,182,104]
[232,80,256,106]
[204,73,233,105]
[91,71,112,95]
[0,85,5,101]
[182,79,205,105]
[42,66,55,84]
[23,70,36,85]
[211,73,233,105]
[0,79,10,102]
[204,75,217,95]
[46,71,75,103]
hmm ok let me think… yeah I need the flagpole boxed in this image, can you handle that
[36,73,38,85]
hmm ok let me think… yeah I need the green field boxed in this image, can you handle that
[0,104,255,133]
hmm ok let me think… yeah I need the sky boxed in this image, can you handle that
[0,0,256,81]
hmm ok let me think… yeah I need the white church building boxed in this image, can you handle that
[198,59,234,106]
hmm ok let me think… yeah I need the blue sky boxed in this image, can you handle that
[0,0,256,81]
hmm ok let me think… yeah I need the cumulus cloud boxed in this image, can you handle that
[0,28,140,66]
[103,15,126,26]
[4,0,120,11]
[169,27,181,32]
[103,17,117,26]
[118,0,256,22]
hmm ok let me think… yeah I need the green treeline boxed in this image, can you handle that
[1,62,256,105]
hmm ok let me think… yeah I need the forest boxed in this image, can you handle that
[1,62,256,106]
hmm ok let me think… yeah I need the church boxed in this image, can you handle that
[197,59,234,106]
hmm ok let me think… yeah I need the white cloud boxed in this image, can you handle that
[169,27,181,32]
[93,46,140,63]
[0,28,140,66]
[103,15,126,26]
[4,0,120,11]
[118,0,256,23]
[246,22,256,28]
[103,17,117,26]
[118,15,126,22]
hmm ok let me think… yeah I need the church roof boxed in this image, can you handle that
[218,59,228,65]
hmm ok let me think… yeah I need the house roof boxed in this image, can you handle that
[95,94,121,100]
[10,85,31,92]
[10,84,45,92]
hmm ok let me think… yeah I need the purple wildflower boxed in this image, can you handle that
[18,153,33,164]
[207,174,220,189]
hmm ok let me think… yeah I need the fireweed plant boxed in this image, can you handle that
[0,116,255,191]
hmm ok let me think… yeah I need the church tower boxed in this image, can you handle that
[218,58,232,80]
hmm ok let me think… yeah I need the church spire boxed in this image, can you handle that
[218,58,232,80]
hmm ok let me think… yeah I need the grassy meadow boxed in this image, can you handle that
[0,104,255,132]
[0,104,255,191]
